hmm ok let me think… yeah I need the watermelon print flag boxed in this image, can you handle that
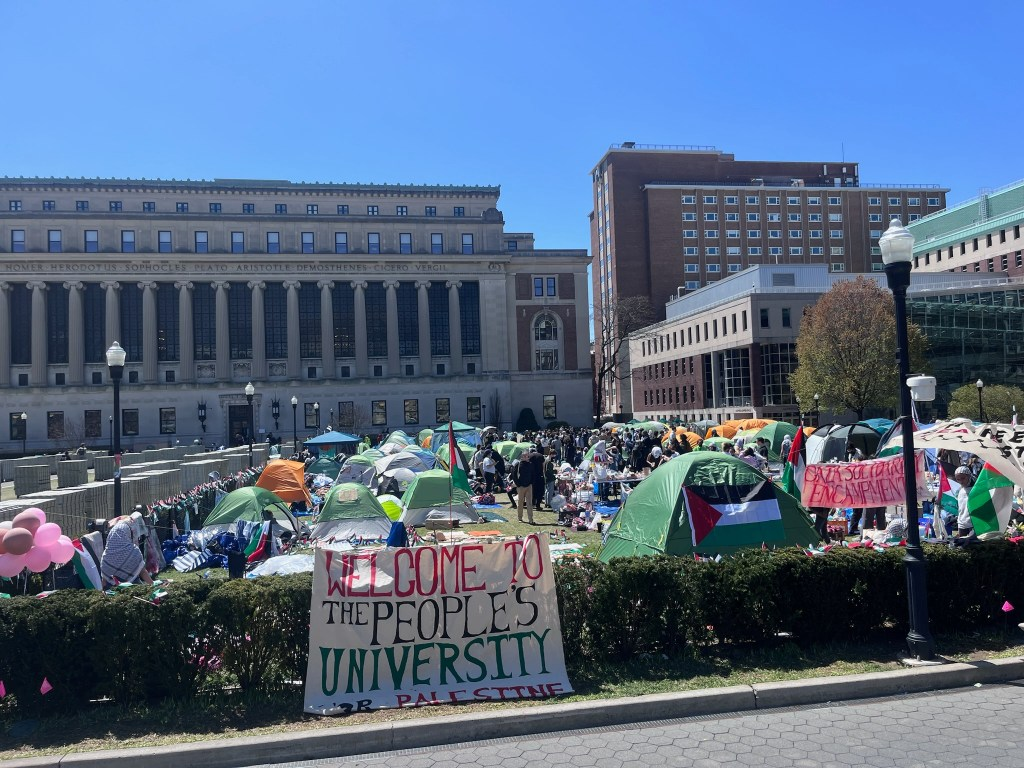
[683,477,784,549]
[968,463,1014,540]
[448,420,472,494]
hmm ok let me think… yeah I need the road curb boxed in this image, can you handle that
[7,657,1023,768]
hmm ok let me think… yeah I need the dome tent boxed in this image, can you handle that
[398,468,481,527]
[203,487,299,532]
[599,452,816,561]
[312,483,392,542]
[336,453,376,486]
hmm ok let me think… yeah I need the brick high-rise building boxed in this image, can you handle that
[590,143,948,417]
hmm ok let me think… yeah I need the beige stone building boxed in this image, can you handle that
[0,178,591,452]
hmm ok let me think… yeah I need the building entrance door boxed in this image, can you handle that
[229,405,252,447]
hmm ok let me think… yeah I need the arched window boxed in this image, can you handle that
[532,312,562,371]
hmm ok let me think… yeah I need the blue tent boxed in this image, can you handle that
[303,430,362,458]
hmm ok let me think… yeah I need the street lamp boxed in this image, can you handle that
[197,401,207,433]
[271,397,281,431]
[813,393,820,427]
[795,395,802,424]
[291,395,298,452]
[106,341,127,520]
[245,382,255,468]
[314,401,320,432]
[108,415,113,454]
[880,218,934,661]
[329,408,334,431]
[20,412,27,456]
[976,379,985,423]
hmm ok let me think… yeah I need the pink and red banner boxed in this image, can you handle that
[802,451,927,508]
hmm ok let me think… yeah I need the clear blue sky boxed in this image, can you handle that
[2,1,1020,250]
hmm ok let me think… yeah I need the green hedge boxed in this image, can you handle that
[2,543,1022,715]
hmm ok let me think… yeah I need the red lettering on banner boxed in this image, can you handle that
[393,548,415,597]
[460,544,485,591]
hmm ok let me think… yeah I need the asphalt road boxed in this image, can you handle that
[241,681,1024,768]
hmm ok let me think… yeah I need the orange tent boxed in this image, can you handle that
[736,418,773,431]
[662,427,702,448]
[255,459,312,507]
[705,424,738,439]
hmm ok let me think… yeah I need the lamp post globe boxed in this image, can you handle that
[813,393,820,426]
[291,395,298,453]
[314,401,320,432]
[245,382,255,468]
[879,218,935,660]
[105,341,127,519]
[20,412,27,456]
[976,379,985,423]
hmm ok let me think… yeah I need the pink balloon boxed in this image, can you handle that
[11,511,41,535]
[25,546,52,573]
[57,534,73,546]
[34,522,61,548]
[47,539,75,566]
[25,508,46,525]
[0,529,7,555]
[3,528,33,556]
[0,552,25,578]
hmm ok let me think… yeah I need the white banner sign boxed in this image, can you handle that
[304,533,573,715]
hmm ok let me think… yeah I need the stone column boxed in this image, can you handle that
[213,281,230,382]
[318,281,335,379]
[65,281,85,385]
[385,280,400,375]
[175,281,194,383]
[352,280,369,377]
[417,280,431,375]
[0,283,10,386]
[284,280,301,379]
[505,277,519,371]
[447,280,463,375]
[29,281,47,386]
[140,281,158,384]
[248,281,266,380]
[574,271,591,373]
[102,280,120,348]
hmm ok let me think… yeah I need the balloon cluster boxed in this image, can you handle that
[0,509,76,578]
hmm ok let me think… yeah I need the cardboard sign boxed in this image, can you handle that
[304,534,573,715]
[802,451,928,508]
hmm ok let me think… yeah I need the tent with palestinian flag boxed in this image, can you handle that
[780,423,806,502]
[599,452,817,561]
[968,463,1014,540]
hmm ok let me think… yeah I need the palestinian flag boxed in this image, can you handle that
[938,466,958,519]
[780,425,806,502]
[448,420,472,494]
[71,544,102,590]
[683,477,784,549]
[968,463,1014,539]
[245,521,272,563]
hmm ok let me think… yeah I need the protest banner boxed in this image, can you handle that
[304,533,573,715]
[802,451,928,508]
[892,419,1024,487]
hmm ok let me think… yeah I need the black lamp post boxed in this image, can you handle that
[198,401,207,433]
[271,397,281,431]
[976,379,985,423]
[880,218,935,661]
[314,401,320,432]
[20,412,27,456]
[329,408,334,431]
[795,395,802,424]
[813,393,820,427]
[245,382,255,468]
[291,395,298,452]
[108,415,113,454]
[106,341,127,520]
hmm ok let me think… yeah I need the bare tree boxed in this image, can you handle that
[592,295,657,421]
[488,389,503,430]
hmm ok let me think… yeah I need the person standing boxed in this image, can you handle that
[543,449,557,508]
[481,449,497,493]
[512,450,535,524]
[955,466,975,537]
[530,446,546,512]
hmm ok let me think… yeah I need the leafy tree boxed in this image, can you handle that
[947,383,1024,423]
[790,276,927,420]
[593,295,657,420]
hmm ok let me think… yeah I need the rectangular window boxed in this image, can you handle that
[682,212,697,221]
[209,202,222,213]
[48,230,62,253]
[84,230,98,252]
[725,212,739,222]
[404,399,419,425]
[46,411,64,440]
[195,231,208,253]
[909,214,920,221]
[109,201,122,212]
[337,204,349,215]
[829,213,843,222]
[425,206,436,216]
[830,246,845,255]
[831,263,846,272]
[869,213,882,222]
[7,200,23,213]
[807,196,821,205]
[748,229,761,239]
[454,206,465,217]
[767,213,781,222]
[175,202,188,213]
[158,231,171,253]
[767,196,780,205]
[368,233,381,254]
[760,308,770,328]
[683,230,698,238]
[788,213,802,222]
[705,229,718,238]
[788,230,802,239]
[723,196,737,205]
[704,212,718,221]
[275,204,288,214]
[683,246,698,256]
[243,203,255,214]
[506,240,518,251]
[769,246,782,257]
[431,233,443,254]
[121,230,135,253]
[888,196,900,206]
[706,246,719,256]
[684,280,699,290]
[267,232,280,254]
[396,205,408,216]
[301,231,314,253]
[787,196,800,205]
[748,246,762,256]
[810,246,824,255]
[869,197,881,206]
[790,246,803,255]
[830,229,843,239]
[435,398,451,423]
[461,233,474,254]
[703,195,716,204]
[159,407,176,434]
[908,197,920,206]
[828,196,842,205]
[870,229,882,238]
[306,204,318,215]
[707,264,721,273]
[372,400,387,426]
[728,264,741,272]
[143,201,156,212]
[399,233,412,254]
[769,230,781,239]
[76,200,88,211]
[546,276,557,296]
[367,205,379,216]
[745,195,758,205]
[334,232,348,254]
[726,246,741,255]
[685,264,699,273]
[121,408,139,436]
[808,213,822,222]
[231,231,244,253]
[927,197,940,206]
[747,212,760,221]
[533,277,544,297]
[726,230,739,239]
[539,394,557,421]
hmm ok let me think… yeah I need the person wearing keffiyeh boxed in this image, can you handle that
[101,514,154,586]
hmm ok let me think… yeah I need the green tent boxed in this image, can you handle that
[376,493,404,521]
[492,440,534,461]
[203,486,298,531]
[336,453,377,485]
[398,468,480,526]
[433,439,475,469]
[313,483,393,541]
[417,428,433,446]
[307,456,342,477]
[599,453,816,561]
[383,430,413,448]
[754,422,799,461]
